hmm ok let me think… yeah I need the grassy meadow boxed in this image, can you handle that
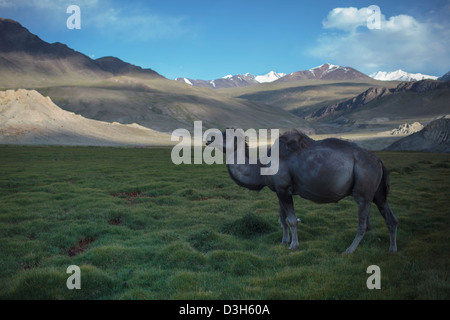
[0,145,449,299]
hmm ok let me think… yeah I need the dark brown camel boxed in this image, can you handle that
[206,129,398,253]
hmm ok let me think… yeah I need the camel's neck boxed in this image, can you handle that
[226,160,265,191]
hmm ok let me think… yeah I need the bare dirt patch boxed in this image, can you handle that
[68,236,98,257]
[110,191,155,205]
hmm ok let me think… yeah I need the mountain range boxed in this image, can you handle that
[175,70,287,89]
[177,65,444,90]
[175,63,371,89]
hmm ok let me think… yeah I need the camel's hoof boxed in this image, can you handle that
[342,248,354,255]
[389,247,397,253]
[289,244,299,251]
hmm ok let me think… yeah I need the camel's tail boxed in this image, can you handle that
[374,161,390,203]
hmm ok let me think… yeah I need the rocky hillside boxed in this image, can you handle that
[385,117,450,152]
[306,80,450,121]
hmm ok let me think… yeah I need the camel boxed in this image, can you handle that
[206,129,398,253]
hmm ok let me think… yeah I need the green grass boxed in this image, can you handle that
[0,146,449,299]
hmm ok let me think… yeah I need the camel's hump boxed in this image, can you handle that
[279,129,314,149]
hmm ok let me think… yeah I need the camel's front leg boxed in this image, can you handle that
[277,193,298,251]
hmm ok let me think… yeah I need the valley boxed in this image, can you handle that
[0,17,449,151]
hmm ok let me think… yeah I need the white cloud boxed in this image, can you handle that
[310,6,450,76]
[322,7,372,31]
[322,7,423,33]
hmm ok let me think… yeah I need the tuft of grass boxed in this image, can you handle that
[5,265,115,300]
[221,213,275,238]
[188,229,224,253]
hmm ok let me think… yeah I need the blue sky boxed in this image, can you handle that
[1,0,449,79]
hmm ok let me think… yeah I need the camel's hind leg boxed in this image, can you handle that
[344,199,371,254]
[374,199,398,252]
[373,163,398,252]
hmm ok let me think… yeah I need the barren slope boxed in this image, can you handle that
[0,89,171,146]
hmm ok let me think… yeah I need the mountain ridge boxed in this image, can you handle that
[305,79,450,121]
[304,79,450,127]
[0,18,163,88]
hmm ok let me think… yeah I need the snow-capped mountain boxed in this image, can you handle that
[276,63,370,83]
[175,73,259,89]
[175,71,285,89]
[175,63,370,89]
[254,71,287,83]
[370,70,438,81]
